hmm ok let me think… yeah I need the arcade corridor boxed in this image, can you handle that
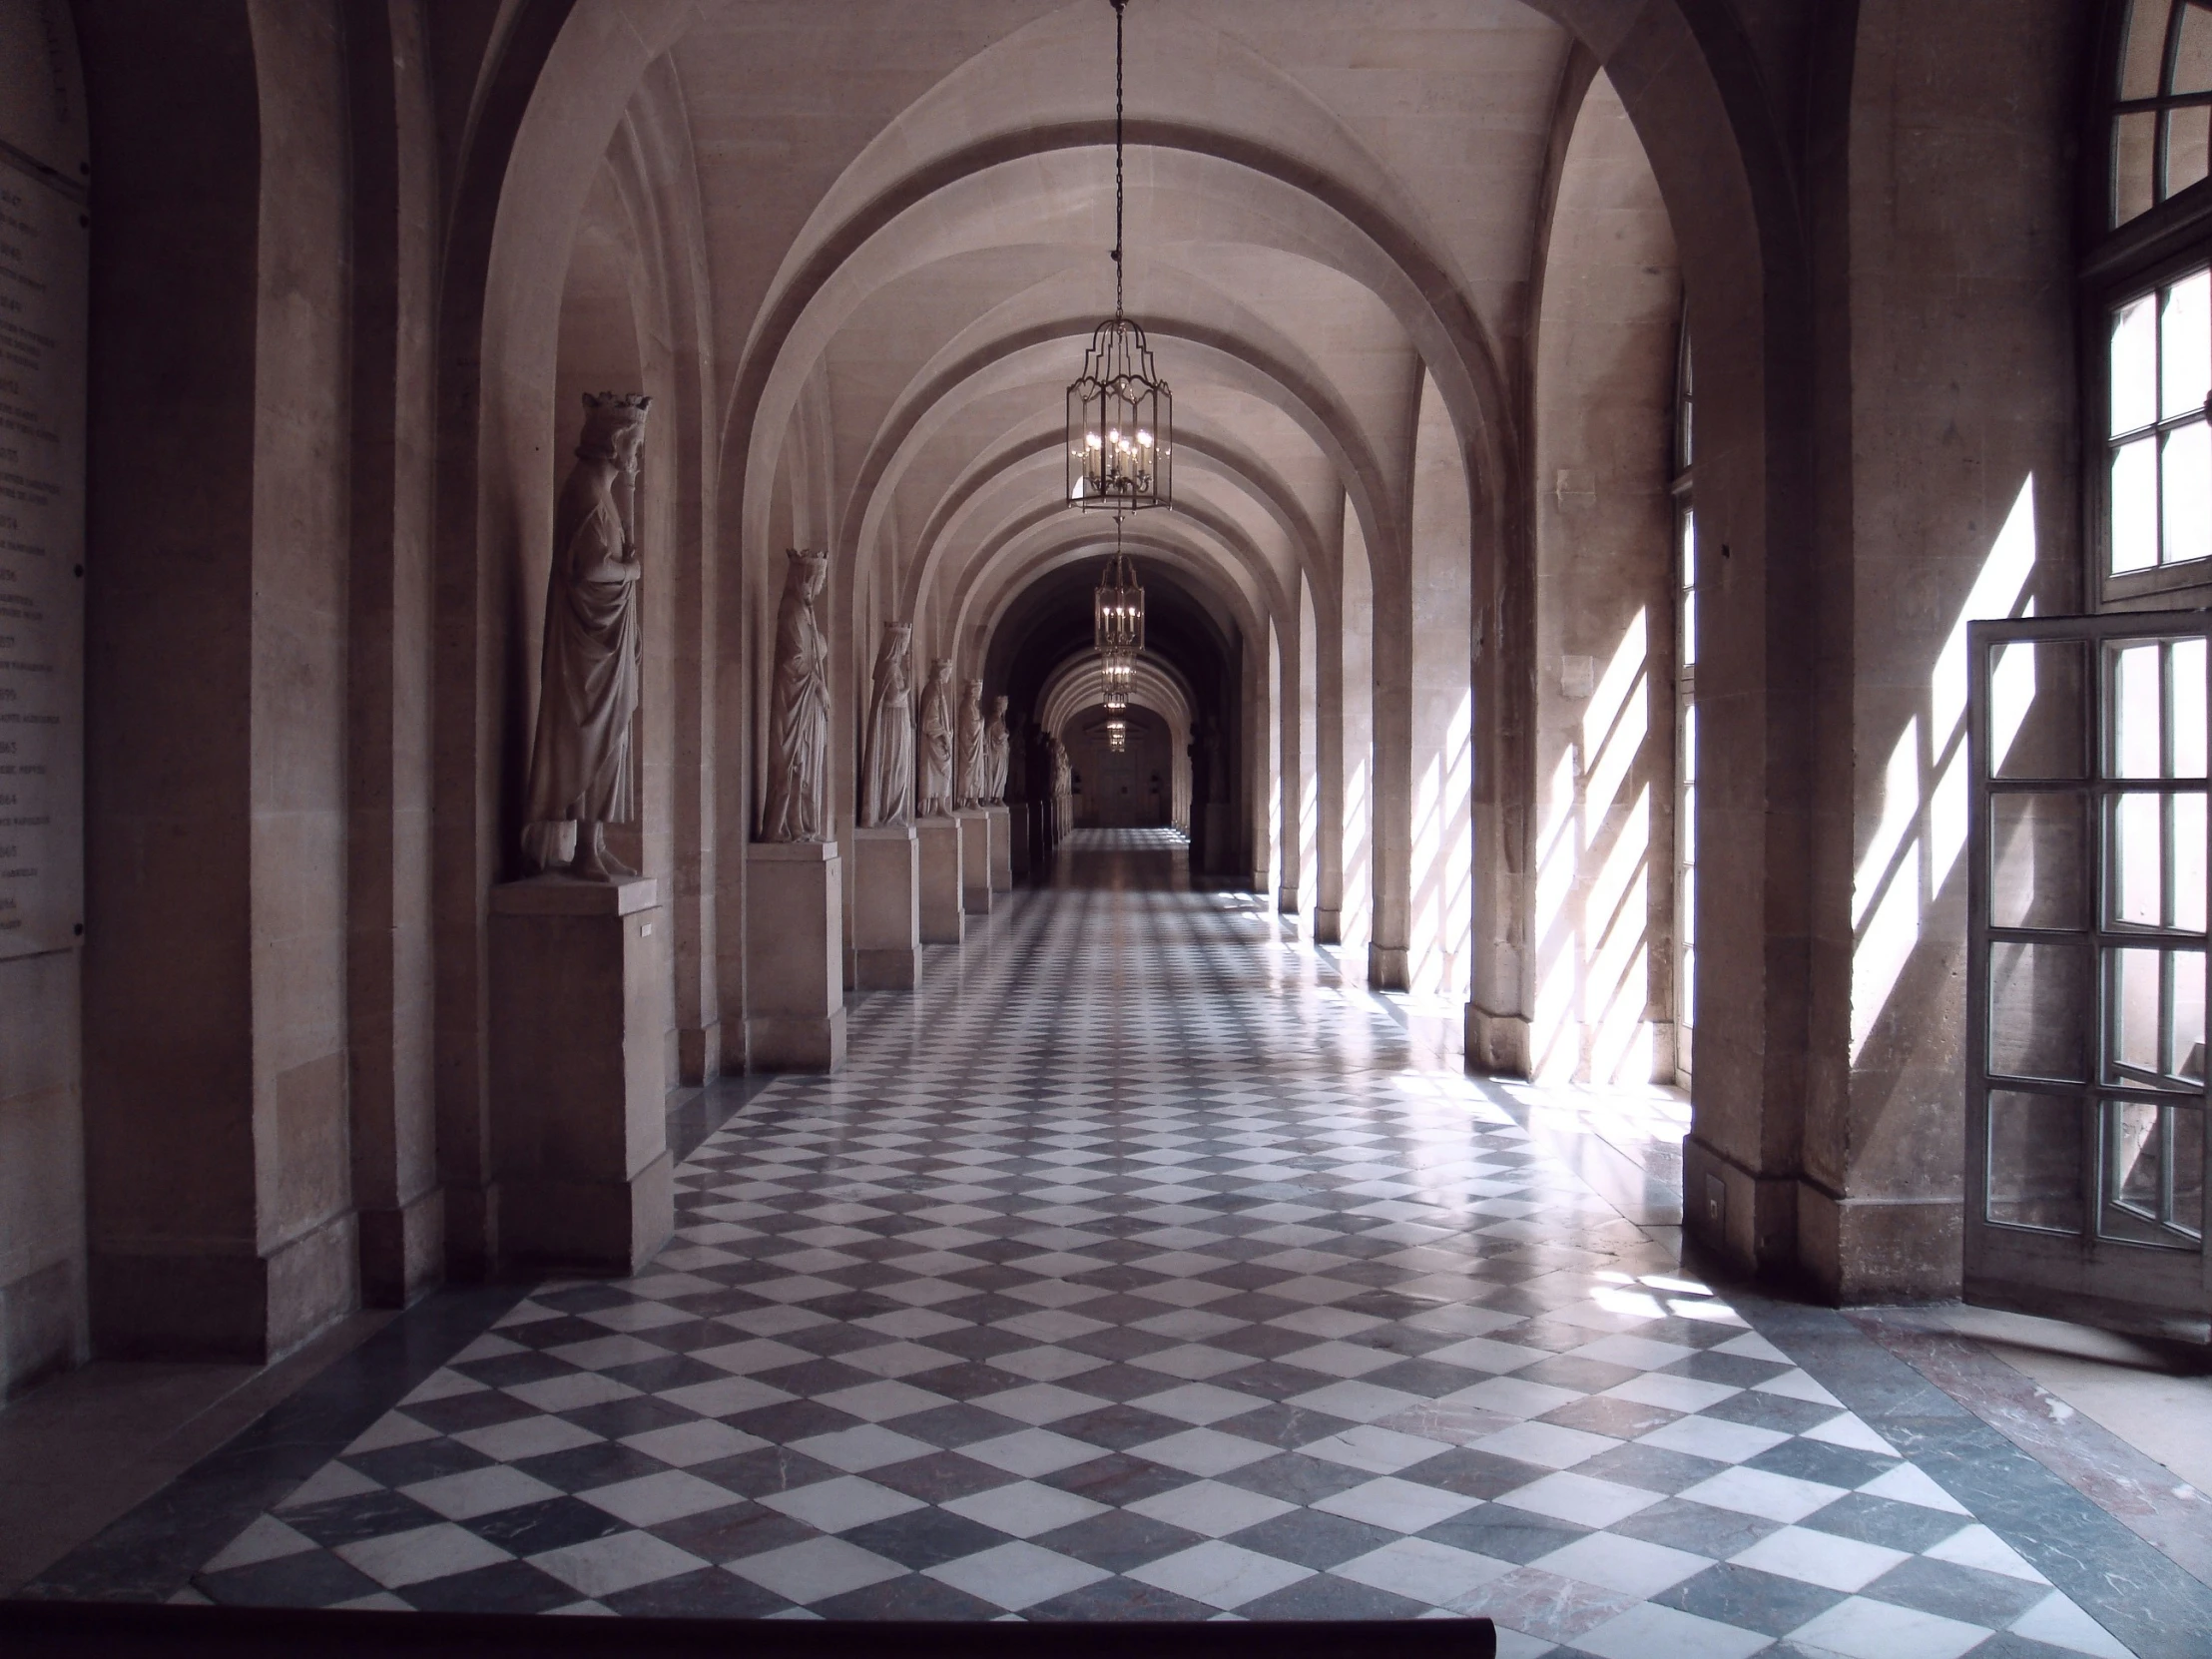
[20,835,2188,1655]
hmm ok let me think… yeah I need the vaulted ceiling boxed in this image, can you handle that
[630,1,1579,716]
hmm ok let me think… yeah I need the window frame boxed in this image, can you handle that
[2091,1,2212,610]
[1672,321,1696,1085]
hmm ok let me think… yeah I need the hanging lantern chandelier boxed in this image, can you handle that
[1100,651,1133,711]
[1067,0,1170,514]
[1106,718,1129,754]
[1094,521,1144,655]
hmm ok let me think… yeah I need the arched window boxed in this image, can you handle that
[1673,322,1696,1083]
[2098,1,2212,602]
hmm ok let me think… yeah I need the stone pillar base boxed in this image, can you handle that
[852,825,922,990]
[1008,803,1031,879]
[916,817,964,943]
[1369,942,1409,991]
[1464,1003,1531,1078]
[489,874,674,1279]
[1313,906,1343,945]
[954,808,992,912]
[358,1186,445,1310]
[1683,1134,1801,1280]
[1278,884,1299,913]
[747,841,845,1071]
[986,804,1013,890]
[677,1022,722,1087]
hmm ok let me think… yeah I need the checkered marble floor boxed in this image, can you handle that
[172,833,2134,1655]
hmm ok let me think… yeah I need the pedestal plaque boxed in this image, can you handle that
[915,816,963,943]
[746,839,844,1070]
[985,804,1012,892]
[488,875,673,1276]
[955,807,991,914]
[850,824,920,990]
[0,104,86,961]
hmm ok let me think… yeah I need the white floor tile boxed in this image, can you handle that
[1126,1540,1316,1609]
[755,1474,923,1532]
[924,1540,1111,1610]
[1313,1475,1479,1533]
[1787,1594,1992,1659]
[726,1537,907,1604]
[1332,1536,1511,1605]
[1128,1478,1295,1537]
[941,1478,1109,1539]
[1729,1523,1909,1591]
[334,1522,512,1589]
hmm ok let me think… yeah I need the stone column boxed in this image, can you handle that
[955,806,992,914]
[745,840,845,1070]
[1008,802,1031,879]
[488,876,674,1276]
[915,816,965,943]
[850,825,920,989]
[986,804,1012,891]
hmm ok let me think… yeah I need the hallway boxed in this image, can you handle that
[22,834,2181,1654]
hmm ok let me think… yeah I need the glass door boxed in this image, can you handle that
[1967,612,2210,1341]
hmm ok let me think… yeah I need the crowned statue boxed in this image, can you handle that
[524,392,651,880]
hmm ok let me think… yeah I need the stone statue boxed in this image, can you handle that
[984,695,1010,805]
[1053,738,1073,797]
[916,658,955,817]
[524,391,651,880]
[858,622,914,828]
[760,548,832,841]
[957,679,989,808]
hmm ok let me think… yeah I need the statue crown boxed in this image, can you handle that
[583,391,652,420]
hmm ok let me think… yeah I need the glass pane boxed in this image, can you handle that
[1993,794,2087,929]
[1681,783,1696,865]
[1990,640,2086,779]
[2113,792,2165,925]
[2112,435,2159,572]
[2113,293,2158,436]
[2117,112,2158,226]
[2113,642,2165,776]
[2102,1100,2205,1247]
[2179,637,2209,775]
[1682,588,1697,670]
[2182,790,2208,928]
[2108,944,2207,1083]
[2164,420,2212,563]
[1988,1090,2084,1233]
[2180,3,2212,94]
[2165,272,2211,419]
[2109,792,2208,929]
[1992,940,2090,1080]
[2122,0,2173,99]
[2169,106,2212,198]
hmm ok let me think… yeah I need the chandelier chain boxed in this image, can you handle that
[1113,0,1125,317]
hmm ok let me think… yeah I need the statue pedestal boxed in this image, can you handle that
[1008,803,1031,880]
[488,874,673,1277]
[746,840,845,1070]
[850,825,920,989]
[915,816,964,943]
[955,808,992,913]
[986,805,1013,891]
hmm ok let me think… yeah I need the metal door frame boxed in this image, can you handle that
[1966,610,2211,1341]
